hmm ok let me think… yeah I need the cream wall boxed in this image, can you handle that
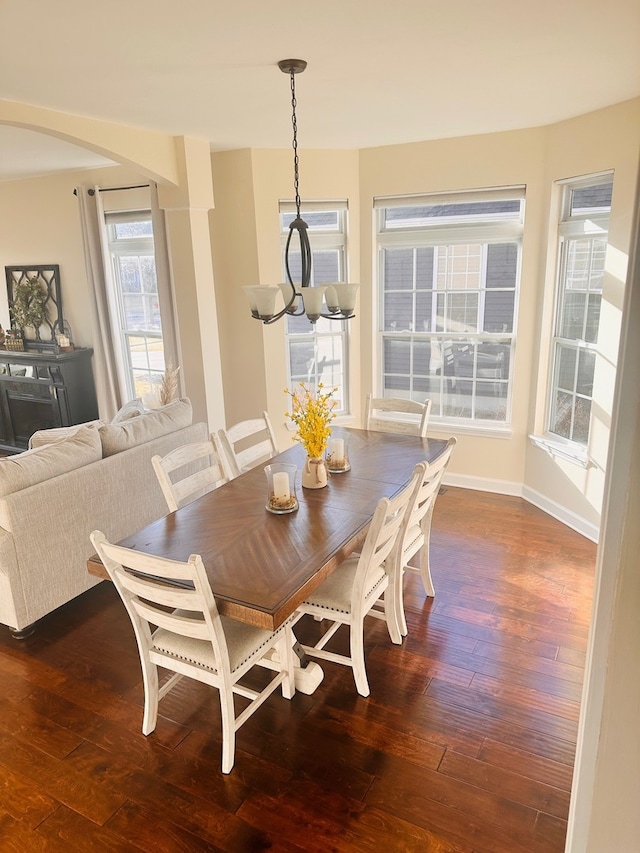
[0,163,147,343]
[357,101,640,537]
[1,100,638,538]
[209,149,268,425]
[566,168,640,853]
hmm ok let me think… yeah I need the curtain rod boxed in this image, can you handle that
[73,184,149,196]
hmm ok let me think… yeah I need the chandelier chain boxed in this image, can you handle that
[289,70,301,217]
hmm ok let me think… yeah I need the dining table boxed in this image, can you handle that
[87,427,448,691]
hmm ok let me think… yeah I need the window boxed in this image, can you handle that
[280,203,349,412]
[105,211,167,399]
[375,188,525,427]
[548,175,613,446]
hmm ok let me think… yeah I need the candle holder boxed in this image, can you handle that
[326,435,350,473]
[264,463,298,514]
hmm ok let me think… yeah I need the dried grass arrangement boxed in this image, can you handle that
[159,364,180,406]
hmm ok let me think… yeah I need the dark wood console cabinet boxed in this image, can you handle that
[0,348,98,454]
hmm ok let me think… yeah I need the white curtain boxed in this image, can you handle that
[150,184,182,394]
[75,185,123,419]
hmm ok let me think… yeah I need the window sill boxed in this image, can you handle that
[285,414,356,432]
[529,434,590,468]
[429,420,512,439]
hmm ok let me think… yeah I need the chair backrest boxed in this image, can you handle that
[90,530,230,674]
[364,394,432,438]
[351,475,417,616]
[218,411,278,479]
[151,432,229,512]
[399,437,457,552]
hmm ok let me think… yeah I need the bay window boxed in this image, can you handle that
[547,175,613,446]
[376,188,525,428]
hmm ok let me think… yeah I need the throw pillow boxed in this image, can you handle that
[99,397,193,457]
[0,426,102,498]
[28,419,105,450]
[111,398,146,423]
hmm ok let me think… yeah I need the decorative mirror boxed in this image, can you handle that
[5,265,64,350]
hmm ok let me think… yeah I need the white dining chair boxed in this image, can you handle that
[364,394,432,437]
[391,437,456,636]
[291,475,417,697]
[151,432,230,512]
[218,411,278,479]
[90,530,295,774]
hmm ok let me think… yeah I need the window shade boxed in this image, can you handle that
[374,186,525,209]
[279,199,348,214]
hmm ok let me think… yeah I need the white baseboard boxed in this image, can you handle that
[442,472,523,497]
[522,485,599,543]
[441,473,599,543]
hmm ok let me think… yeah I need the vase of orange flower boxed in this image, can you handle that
[285,383,337,489]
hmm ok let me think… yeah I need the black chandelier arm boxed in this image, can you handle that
[280,270,299,314]
[285,217,312,291]
[262,306,290,325]
[264,307,356,326]
[259,281,296,325]
[318,310,357,321]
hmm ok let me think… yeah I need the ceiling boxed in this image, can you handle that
[0,0,638,181]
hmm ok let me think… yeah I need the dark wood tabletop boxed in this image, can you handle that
[87,428,448,630]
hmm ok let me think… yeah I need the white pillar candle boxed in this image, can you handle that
[272,471,290,501]
[329,438,345,462]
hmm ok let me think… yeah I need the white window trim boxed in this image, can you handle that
[105,210,163,401]
[375,187,524,432]
[280,201,351,414]
[540,172,613,448]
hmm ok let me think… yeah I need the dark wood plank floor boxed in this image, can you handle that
[0,487,596,852]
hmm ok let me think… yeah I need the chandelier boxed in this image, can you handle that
[244,59,358,325]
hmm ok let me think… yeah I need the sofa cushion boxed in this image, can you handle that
[99,398,193,457]
[28,419,106,450]
[0,426,102,498]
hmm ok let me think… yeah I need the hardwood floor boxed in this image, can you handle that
[0,488,596,852]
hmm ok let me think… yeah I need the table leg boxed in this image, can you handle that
[258,635,324,695]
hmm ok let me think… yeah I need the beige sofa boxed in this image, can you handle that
[0,398,207,637]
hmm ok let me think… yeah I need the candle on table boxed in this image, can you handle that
[272,471,290,502]
[329,438,344,462]
[58,335,70,348]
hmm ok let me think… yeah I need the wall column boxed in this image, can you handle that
[158,137,225,430]
[565,174,640,852]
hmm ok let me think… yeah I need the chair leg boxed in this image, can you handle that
[350,621,370,698]
[219,681,236,774]
[384,587,402,645]
[419,538,435,598]
[395,563,409,638]
[141,660,159,735]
